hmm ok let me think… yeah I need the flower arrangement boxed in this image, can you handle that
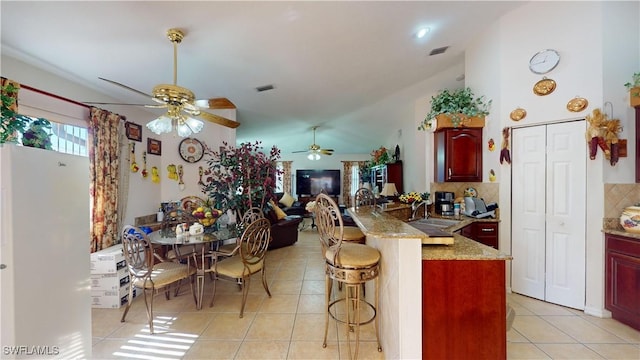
[201,141,281,222]
[418,87,491,130]
[371,146,390,165]
[399,192,423,204]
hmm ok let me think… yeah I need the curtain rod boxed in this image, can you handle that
[15,81,127,120]
[19,83,91,109]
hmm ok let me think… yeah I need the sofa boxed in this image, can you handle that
[274,192,306,217]
[263,202,303,250]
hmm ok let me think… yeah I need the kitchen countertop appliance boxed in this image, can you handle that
[435,191,455,216]
[463,196,498,218]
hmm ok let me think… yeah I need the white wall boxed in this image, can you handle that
[461,1,639,317]
[1,54,236,226]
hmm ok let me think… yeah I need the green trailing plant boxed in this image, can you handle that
[1,82,29,144]
[1,82,52,147]
[624,72,640,98]
[200,141,281,222]
[418,87,492,130]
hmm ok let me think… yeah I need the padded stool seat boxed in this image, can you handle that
[326,242,380,269]
[335,226,366,244]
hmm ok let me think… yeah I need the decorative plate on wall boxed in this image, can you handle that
[533,78,557,96]
[510,108,527,121]
[566,97,588,112]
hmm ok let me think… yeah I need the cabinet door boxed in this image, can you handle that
[605,234,640,330]
[386,161,403,194]
[474,222,499,249]
[435,128,482,182]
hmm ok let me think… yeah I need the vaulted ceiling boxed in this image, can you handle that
[1,1,525,155]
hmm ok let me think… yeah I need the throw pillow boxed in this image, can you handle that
[279,192,296,208]
[269,200,287,220]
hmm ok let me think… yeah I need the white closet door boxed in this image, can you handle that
[511,121,586,309]
[545,121,586,309]
[512,126,547,300]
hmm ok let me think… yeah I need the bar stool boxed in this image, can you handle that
[314,193,382,359]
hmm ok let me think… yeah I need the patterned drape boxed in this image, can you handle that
[342,161,353,207]
[1,78,21,143]
[89,107,122,252]
[281,161,292,194]
[1,78,19,112]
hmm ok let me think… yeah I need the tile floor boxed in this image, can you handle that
[92,223,640,359]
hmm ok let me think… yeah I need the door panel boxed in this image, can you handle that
[512,126,546,299]
[512,121,586,310]
[545,122,586,309]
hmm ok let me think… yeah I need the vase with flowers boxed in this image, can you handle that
[371,146,390,165]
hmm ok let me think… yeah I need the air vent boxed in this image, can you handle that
[256,84,275,92]
[429,46,449,56]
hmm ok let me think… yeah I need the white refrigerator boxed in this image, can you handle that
[0,144,91,359]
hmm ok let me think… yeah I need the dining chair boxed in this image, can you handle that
[120,225,196,334]
[314,193,382,359]
[207,217,272,318]
[216,207,264,256]
[354,187,376,207]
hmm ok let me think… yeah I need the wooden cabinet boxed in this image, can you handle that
[423,259,506,359]
[605,233,640,330]
[460,222,499,249]
[434,128,482,182]
[371,160,403,194]
[635,106,640,183]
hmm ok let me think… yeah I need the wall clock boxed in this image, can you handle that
[529,49,560,74]
[178,138,204,163]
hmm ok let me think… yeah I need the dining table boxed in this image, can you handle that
[148,226,239,310]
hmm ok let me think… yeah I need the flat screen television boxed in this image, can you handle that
[296,169,341,196]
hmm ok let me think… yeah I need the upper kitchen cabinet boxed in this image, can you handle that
[434,128,483,182]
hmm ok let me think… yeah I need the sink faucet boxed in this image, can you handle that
[409,201,429,221]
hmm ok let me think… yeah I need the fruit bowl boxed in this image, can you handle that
[192,207,223,228]
[620,206,640,234]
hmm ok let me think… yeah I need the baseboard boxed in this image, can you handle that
[584,306,612,318]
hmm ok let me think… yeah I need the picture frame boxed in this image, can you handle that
[147,138,161,156]
[125,122,142,142]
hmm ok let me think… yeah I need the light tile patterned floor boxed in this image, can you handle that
[92,222,640,359]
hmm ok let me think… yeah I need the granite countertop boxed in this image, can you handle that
[602,217,640,240]
[348,206,511,261]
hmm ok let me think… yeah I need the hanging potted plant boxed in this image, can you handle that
[418,87,491,131]
[1,82,29,145]
[624,72,640,107]
[22,118,53,149]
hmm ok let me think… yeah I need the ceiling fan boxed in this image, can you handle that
[84,28,239,132]
[293,126,334,159]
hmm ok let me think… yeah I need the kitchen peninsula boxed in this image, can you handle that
[347,206,512,359]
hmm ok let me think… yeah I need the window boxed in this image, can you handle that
[350,163,360,195]
[18,117,88,157]
[275,162,284,192]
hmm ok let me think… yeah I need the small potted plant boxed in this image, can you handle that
[624,72,640,107]
[418,87,492,131]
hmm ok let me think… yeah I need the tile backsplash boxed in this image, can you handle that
[430,182,499,205]
[604,183,640,218]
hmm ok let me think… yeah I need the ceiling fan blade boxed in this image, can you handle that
[196,110,240,129]
[194,98,236,110]
[320,150,334,155]
[98,77,152,99]
[292,150,309,153]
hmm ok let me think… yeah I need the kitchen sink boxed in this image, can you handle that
[410,218,461,229]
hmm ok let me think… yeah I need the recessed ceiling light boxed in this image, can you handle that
[416,27,430,38]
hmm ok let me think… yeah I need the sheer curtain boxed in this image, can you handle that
[88,107,123,252]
